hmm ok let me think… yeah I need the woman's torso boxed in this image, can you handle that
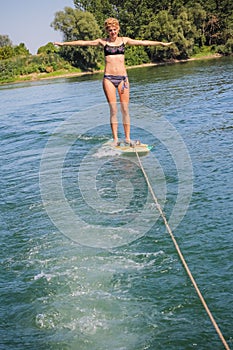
[103,37,127,76]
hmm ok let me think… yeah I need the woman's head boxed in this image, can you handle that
[104,18,120,33]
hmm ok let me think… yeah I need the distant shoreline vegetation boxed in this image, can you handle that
[0,51,226,85]
[1,1,232,84]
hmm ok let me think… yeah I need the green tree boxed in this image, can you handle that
[187,3,206,47]
[75,0,114,27]
[116,0,155,38]
[205,14,221,45]
[0,34,12,47]
[0,46,15,60]
[144,11,176,60]
[51,7,102,69]
[37,42,57,55]
[221,12,233,45]
[14,43,30,56]
[195,0,232,15]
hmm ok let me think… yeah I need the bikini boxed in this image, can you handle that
[104,41,128,92]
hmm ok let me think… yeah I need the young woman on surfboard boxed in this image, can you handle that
[54,17,173,146]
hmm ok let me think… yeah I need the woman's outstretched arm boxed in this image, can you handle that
[54,38,104,47]
[124,37,173,47]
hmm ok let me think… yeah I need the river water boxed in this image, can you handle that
[0,57,232,349]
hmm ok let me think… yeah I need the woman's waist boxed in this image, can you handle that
[104,68,127,76]
[104,61,126,76]
[104,73,128,78]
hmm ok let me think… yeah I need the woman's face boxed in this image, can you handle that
[107,26,119,40]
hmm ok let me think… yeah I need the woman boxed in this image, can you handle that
[54,17,173,146]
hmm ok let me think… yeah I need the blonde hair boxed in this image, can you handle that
[104,17,120,31]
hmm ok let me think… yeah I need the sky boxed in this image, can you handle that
[0,0,75,54]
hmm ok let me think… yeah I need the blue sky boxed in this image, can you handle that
[0,0,75,54]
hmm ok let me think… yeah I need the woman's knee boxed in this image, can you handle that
[120,102,129,115]
[109,103,118,123]
[120,103,130,124]
[109,102,118,115]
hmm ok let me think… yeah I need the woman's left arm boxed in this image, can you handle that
[124,37,173,47]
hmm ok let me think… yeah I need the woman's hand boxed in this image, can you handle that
[162,42,174,47]
[53,42,63,46]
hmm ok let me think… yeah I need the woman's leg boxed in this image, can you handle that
[103,78,118,142]
[118,79,130,142]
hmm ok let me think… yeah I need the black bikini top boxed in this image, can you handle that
[104,41,125,56]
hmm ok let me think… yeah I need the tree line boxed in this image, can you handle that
[0,0,232,83]
[51,0,233,67]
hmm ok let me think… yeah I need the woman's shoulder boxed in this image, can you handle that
[94,38,108,46]
[122,37,133,45]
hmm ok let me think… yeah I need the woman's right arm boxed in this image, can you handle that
[54,38,104,47]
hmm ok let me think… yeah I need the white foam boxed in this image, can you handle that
[93,145,121,158]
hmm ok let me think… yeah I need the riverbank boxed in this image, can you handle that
[2,53,224,85]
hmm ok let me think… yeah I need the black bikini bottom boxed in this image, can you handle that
[104,74,128,91]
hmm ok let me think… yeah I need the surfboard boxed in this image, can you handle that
[104,140,153,155]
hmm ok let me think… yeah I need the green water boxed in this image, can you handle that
[0,57,232,349]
